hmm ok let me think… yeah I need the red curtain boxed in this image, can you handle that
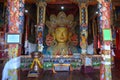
[115,27,120,58]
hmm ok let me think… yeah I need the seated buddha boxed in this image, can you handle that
[45,11,79,55]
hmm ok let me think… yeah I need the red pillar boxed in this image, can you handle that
[7,0,24,80]
[98,0,112,80]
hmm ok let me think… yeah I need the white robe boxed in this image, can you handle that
[87,43,94,54]
[2,57,21,80]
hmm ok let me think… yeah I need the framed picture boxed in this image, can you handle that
[5,33,21,44]
[102,29,112,41]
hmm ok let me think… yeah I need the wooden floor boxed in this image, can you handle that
[1,58,120,80]
[20,70,100,80]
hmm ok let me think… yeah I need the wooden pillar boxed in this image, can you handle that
[97,0,112,80]
[92,19,97,54]
[79,3,88,54]
[24,15,29,54]
[7,0,24,80]
[36,2,46,52]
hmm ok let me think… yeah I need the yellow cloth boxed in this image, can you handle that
[30,58,43,69]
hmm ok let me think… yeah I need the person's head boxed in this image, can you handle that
[54,27,69,43]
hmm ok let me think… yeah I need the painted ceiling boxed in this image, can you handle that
[0,0,120,4]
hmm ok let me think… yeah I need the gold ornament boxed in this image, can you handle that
[46,11,76,33]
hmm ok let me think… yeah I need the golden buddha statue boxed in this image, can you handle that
[45,11,78,55]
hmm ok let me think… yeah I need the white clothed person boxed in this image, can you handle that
[28,42,37,54]
[24,40,37,55]
[2,57,21,80]
[87,43,94,54]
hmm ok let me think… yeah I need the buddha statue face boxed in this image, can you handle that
[54,27,69,43]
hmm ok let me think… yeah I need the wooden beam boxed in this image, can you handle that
[25,0,37,4]
[88,1,98,5]
[113,2,120,6]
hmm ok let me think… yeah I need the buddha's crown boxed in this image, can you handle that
[46,11,76,33]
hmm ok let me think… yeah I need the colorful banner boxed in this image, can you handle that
[37,23,44,52]
[37,3,46,52]
[79,4,88,54]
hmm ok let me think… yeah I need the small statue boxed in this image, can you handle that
[28,52,43,77]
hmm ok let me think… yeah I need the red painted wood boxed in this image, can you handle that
[115,28,120,58]
[47,0,75,4]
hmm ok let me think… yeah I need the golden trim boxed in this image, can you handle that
[37,4,39,24]
[54,64,70,66]
[86,6,88,24]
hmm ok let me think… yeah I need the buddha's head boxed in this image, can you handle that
[54,27,69,43]
[46,11,77,46]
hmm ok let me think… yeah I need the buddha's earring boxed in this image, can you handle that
[52,40,57,46]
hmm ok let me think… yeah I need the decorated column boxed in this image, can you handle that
[6,0,24,80]
[36,2,46,52]
[79,3,88,54]
[97,0,112,80]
